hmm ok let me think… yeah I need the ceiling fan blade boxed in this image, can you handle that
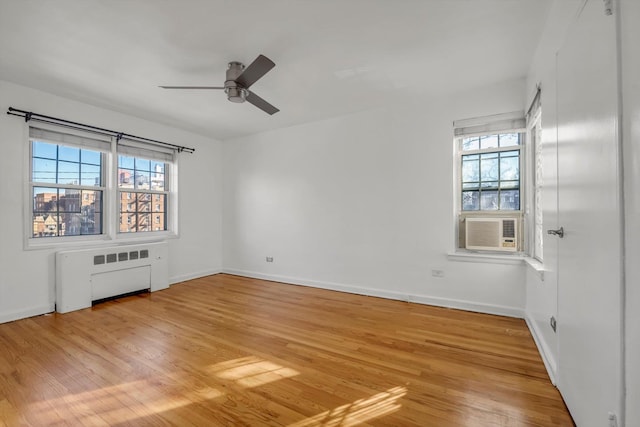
[246,91,279,115]
[235,55,275,89]
[159,86,225,89]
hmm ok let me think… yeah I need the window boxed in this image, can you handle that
[30,136,106,238]
[28,125,176,244]
[527,94,543,261]
[118,155,168,233]
[454,112,526,252]
[460,133,522,211]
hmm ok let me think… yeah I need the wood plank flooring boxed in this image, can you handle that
[0,274,574,426]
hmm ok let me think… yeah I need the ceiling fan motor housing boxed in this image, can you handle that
[225,61,247,102]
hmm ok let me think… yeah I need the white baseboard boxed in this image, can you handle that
[222,268,524,318]
[0,303,55,324]
[170,268,222,285]
[525,312,558,384]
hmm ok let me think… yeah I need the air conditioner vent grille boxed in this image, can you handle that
[503,219,516,238]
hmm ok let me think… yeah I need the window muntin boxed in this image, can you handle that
[118,155,168,233]
[30,140,104,238]
[460,133,522,212]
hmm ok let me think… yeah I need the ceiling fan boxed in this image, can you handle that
[160,54,279,115]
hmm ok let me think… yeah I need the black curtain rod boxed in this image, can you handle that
[6,107,195,154]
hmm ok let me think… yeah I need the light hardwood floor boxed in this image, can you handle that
[0,274,573,426]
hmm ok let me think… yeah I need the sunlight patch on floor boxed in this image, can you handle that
[288,386,407,427]
[208,355,300,388]
[28,379,223,425]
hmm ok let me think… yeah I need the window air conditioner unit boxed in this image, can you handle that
[465,217,518,252]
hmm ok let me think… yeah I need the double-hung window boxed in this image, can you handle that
[454,113,526,252]
[117,155,168,233]
[30,127,108,239]
[460,133,522,211]
[28,125,177,246]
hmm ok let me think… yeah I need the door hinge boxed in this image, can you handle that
[603,0,613,16]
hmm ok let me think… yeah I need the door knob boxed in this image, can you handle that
[547,227,564,238]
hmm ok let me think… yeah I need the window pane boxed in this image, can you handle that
[33,158,57,183]
[151,173,165,191]
[480,154,499,181]
[118,169,134,188]
[462,137,479,151]
[152,194,165,212]
[32,213,59,237]
[462,158,479,183]
[499,133,520,147]
[462,191,479,211]
[33,141,57,159]
[82,190,102,213]
[138,213,151,232]
[151,161,165,174]
[120,192,136,211]
[135,171,150,190]
[58,161,80,185]
[81,164,101,186]
[119,155,134,169]
[81,149,101,165]
[135,157,151,171]
[33,187,58,212]
[59,189,81,213]
[60,212,83,236]
[137,193,151,212]
[120,212,136,232]
[500,153,519,180]
[58,146,80,162]
[500,189,520,210]
[479,134,499,149]
[480,191,499,210]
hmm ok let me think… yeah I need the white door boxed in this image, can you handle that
[555,1,623,426]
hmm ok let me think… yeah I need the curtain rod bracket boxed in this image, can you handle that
[25,112,32,122]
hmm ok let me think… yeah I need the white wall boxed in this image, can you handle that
[620,0,640,424]
[0,80,223,323]
[222,79,527,316]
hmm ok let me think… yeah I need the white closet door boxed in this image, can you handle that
[555,1,623,425]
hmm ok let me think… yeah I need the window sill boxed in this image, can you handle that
[447,251,525,266]
[523,256,545,281]
[24,231,177,251]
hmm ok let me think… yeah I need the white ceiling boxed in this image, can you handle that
[0,0,551,141]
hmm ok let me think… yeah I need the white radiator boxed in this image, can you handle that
[55,242,169,313]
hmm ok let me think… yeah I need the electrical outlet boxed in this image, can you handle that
[266,257,274,262]
[550,316,557,332]
[431,269,445,278]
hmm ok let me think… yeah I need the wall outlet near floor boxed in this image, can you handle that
[431,269,445,278]
[266,257,274,262]
[550,316,557,332]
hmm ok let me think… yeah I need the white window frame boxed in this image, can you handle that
[526,96,543,261]
[453,112,526,253]
[24,124,179,250]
